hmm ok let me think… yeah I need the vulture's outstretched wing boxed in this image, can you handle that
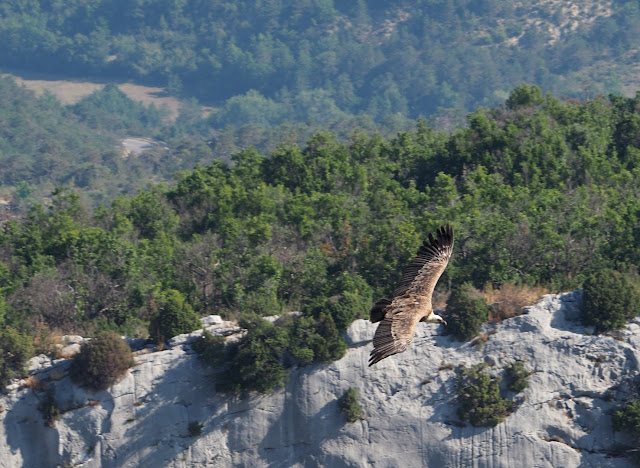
[393,224,454,300]
[369,224,454,366]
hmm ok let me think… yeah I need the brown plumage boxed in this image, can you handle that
[369,224,454,366]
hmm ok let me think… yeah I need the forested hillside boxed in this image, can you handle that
[0,76,167,207]
[1,0,639,125]
[1,86,639,390]
[0,74,405,207]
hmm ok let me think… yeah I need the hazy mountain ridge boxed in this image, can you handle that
[0,0,638,122]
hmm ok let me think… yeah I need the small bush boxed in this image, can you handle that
[0,326,35,388]
[446,284,490,341]
[505,361,531,393]
[216,311,350,394]
[289,312,347,366]
[149,289,201,344]
[339,387,363,422]
[456,364,513,427]
[39,390,61,427]
[188,421,204,437]
[582,269,640,332]
[71,332,133,391]
[191,330,226,367]
[224,317,289,394]
[612,399,640,435]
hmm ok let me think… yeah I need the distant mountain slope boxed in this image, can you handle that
[0,76,168,207]
[0,292,637,467]
[0,0,638,125]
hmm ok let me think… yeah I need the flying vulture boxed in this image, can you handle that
[369,224,454,366]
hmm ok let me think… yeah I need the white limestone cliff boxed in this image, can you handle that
[1,291,638,467]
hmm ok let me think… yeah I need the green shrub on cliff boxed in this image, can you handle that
[582,269,640,332]
[71,332,133,391]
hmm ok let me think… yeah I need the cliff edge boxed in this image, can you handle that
[1,291,638,467]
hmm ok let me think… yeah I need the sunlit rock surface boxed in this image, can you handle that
[1,293,638,467]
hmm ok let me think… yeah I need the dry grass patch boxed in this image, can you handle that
[55,343,82,359]
[22,375,46,391]
[470,332,489,347]
[7,75,102,104]
[49,367,66,381]
[118,83,181,120]
[432,288,450,310]
[484,283,548,323]
[31,323,64,356]
[4,74,182,121]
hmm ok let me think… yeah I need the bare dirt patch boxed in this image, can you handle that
[5,74,181,121]
[118,83,181,120]
[514,0,614,45]
[121,137,162,158]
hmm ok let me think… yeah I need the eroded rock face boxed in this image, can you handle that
[1,293,638,467]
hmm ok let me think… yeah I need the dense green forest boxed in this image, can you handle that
[1,85,640,390]
[1,0,639,126]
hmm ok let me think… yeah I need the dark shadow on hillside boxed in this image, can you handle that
[20,345,361,467]
[4,386,60,466]
[146,89,172,98]
[415,324,467,351]
[100,349,226,467]
[255,365,363,467]
[4,349,228,468]
[548,290,584,332]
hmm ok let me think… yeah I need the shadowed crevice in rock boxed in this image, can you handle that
[3,389,60,466]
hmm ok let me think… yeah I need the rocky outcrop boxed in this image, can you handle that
[1,291,638,467]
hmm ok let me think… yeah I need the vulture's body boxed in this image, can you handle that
[369,224,454,366]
